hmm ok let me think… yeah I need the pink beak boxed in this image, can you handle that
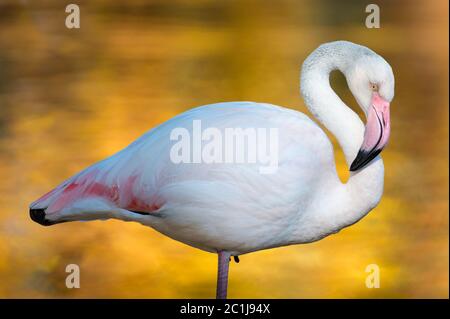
[350,92,391,171]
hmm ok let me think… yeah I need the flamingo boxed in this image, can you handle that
[29,41,394,299]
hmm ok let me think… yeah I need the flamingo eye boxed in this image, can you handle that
[370,83,379,91]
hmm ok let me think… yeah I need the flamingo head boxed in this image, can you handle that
[346,52,395,171]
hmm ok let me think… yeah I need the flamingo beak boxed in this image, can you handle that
[350,93,391,171]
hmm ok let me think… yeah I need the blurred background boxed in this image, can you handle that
[0,0,448,298]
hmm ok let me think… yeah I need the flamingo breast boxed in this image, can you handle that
[127,102,338,253]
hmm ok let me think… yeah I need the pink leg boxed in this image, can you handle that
[216,251,231,299]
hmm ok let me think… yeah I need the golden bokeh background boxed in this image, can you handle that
[0,0,448,298]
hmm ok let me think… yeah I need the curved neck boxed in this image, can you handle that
[301,42,366,164]
[300,42,384,229]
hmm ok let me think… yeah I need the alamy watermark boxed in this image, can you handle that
[170,120,279,174]
[65,4,80,29]
[365,263,380,288]
[65,263,80,288]
[365,4,380,28]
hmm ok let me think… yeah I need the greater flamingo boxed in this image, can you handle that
[29,41,394,299]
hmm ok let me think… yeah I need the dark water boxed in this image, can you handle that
[0,0,448,297]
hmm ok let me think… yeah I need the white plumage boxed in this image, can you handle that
[30,41,395,298]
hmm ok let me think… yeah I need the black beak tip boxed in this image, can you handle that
[29,208,54,226]
[349,148,383,172]
[349,150,366,172]
[349,160,361,172]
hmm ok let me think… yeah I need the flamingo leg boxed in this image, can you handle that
[216,251,231,299]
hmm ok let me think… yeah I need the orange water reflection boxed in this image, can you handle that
[0,0,448,298]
